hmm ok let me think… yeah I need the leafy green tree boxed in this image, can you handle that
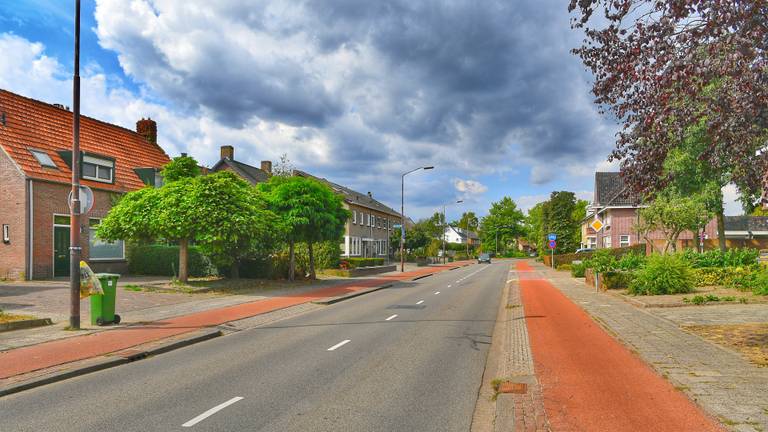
[544,191,580,254]
[161,155,200,182]
[635,192,712,254]
[259,176,349,280]
[524,202,546,254]
[192,172,281,279]
[480,197,525,254]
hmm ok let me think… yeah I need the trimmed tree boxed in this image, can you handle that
[635,193,712,253]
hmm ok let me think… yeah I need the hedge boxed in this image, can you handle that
[341,257,385,268]
[128,244,216,277]
[543,244,645,267]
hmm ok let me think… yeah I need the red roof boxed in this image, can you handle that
[0,89,170,192]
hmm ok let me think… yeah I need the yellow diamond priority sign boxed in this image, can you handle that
[590,219,604,232]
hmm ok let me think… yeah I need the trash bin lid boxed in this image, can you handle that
[95,273,121,278]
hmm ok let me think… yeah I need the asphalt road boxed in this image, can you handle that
[0,261,507,432]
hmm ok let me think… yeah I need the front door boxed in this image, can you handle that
[53,225,70,277]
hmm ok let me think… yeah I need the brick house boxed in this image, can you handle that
[0,89,170,280]
[581,172,718,251]
[208,145,402,259]
[293,170,401,259]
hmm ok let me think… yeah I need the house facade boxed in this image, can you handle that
[207,145,401,259]
[294,171,401,259]
[443,226,479,245]
[0,90,170,280]
[581,172,719,251]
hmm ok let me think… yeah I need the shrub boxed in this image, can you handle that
[128,244,216,277]
[549,244,645,267]
[343,257,385,268]
[557,264,572,272]
[750,271,768,296]
[616,252,645,271]
[690,267,746,287]
[680,248,759,268]
[294,241,342,273]
[584,249,617,273]
[628,254,694,295]
[571,262,586,278]
[602,271,636,289]
[502,251,529,258]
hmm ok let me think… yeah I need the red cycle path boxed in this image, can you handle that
[0,263,467,380]
[516,261,723,432]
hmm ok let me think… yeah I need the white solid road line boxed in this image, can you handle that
[327,339,352,351]
[182,397,244,427]
[434,291,440,295]
[416,300,424,305]
[385,314,398,321]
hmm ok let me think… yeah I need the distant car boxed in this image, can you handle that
[575,248,594,254]
[478,253,492,264]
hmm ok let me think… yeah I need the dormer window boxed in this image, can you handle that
[82,155,114,183]
[29,149,57,169]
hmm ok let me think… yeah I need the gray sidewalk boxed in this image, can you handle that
[531,261,768,432]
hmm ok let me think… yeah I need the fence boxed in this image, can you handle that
[542,244,645,268]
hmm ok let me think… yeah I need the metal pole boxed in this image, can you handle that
[69,0,82,329]
[400,173,405,272]
[442,205,446,264]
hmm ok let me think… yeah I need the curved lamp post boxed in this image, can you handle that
[401,166,434,272]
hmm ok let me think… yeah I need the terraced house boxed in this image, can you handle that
[208,145,402,259]
[0,89,170,280]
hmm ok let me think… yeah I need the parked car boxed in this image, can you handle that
[575,248,594,254]
[478,253,492,264]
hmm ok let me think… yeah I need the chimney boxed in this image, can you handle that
[136,117,158,144]
[261,160,272,174]
[220,145,234,160]
[367,191,373,198]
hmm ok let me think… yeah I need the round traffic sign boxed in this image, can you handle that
[68,185,94,215]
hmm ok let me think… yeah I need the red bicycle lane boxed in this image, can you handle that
[515,261,723,431]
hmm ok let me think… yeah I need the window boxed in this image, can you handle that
[353,210,357,224]
[29,149,57,168]
[603,236,612,248]
[620,235,630,247]
[82,155,114,183]
[587,236,597,249]
[88,218,124,260]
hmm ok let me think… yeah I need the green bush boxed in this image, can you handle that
[501,251,529,258]
[557,264,572,271]
[753,272,768,295]
[128,244,216,277]
[602,271,636,289]
[690,266,751,287]
[680,248,759,268]
[571,262,586,278]
[628,254,694,295]
[549,244,645,267]
[584,249,617,273]
[341,257,385,268]
[616,252,645,271]
[294,241,341,273]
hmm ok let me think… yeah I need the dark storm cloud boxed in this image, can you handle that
[95,0,616,195]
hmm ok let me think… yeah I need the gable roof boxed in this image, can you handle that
[293,169,401,218]
[446,225,479,240]
[0,89,170,192]
[593,172,643,207]
[210,158,269,184]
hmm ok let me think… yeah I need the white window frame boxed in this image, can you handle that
[88,218,125,260]
[587,236,597,249]
[619,235,630,247]
[352,210,357,224]
[29,149,57,168]
[82,155,114,183]
[603,236,612,248]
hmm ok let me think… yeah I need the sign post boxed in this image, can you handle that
[548,239,556,268]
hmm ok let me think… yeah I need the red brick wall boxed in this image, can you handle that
[0,149,27,279]
[596,207,719,250]
[31,181,127,279]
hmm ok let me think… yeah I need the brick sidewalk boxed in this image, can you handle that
[0,262,469,382]
[532,261,768,432]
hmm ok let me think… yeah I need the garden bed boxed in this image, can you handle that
[609,285,768,308]
[684,323,768,367]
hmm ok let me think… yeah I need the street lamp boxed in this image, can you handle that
[401,166,434,272]
[442,200,463,264]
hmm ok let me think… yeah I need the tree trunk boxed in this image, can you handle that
[230,260,240,279]
[694,230,701,253]
[178,238,189,283]
[308,241,316,280]
[288,239,295,281]
[716,208,727,252]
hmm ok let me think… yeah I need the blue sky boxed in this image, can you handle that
[0,1,743,220]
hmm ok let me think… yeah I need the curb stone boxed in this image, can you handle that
[311,284,393,305]
[0,328,222,398]
[0,318,53,333]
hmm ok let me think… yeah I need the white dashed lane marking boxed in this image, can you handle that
[327,340,351,351]
[385,314,398,321]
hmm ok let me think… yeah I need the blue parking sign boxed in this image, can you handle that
[548,233,557,241]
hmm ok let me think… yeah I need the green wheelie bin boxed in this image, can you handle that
[90,273,121,326]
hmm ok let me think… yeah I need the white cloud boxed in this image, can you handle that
[453,179,488,196]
